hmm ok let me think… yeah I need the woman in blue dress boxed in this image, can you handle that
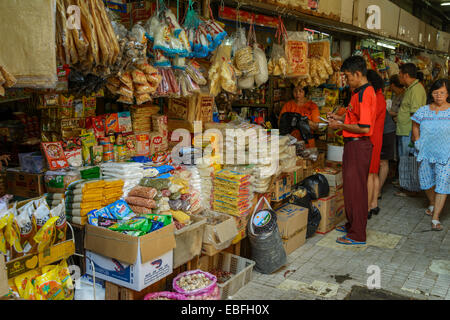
[412,79,450,231]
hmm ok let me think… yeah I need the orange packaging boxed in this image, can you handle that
[136,133,150,156]
[285,40,309,77]
[105,113,119,135]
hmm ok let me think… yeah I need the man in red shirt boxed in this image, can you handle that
[328,56,376,245]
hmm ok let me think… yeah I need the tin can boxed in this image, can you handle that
[103,151,115,162]
[102,143,114,153]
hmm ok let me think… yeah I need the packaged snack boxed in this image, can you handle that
[140,178,171,190]
[135,133,150,157]
[128,205,153,215]
[64,148,83,167]
[118,111,132,133]
[15,205,36,254]
[132,69,148,84]
[15,270,40,300]
[91,115,106,139]
[136,93,152,105]
[58,260,74,300]
[105,113,119,135]
[128,186,157,199]
[59,94,74,119]
[119,71,133,89]
[4,209,23,256]
[136,62,157,74]
[108,217,151,234]
[106,199,134,220]
[50,203,67,244]
[90,146,103,165]
[117,95,134,104]
[125,134,137,157]
[118,86,134,98]
[33,216,58,252]
[41,142,70,170]
[35,267,65,300]
[82,95,97,117]
[80,132,97,166]
[125,196,156,209]
[73,100,84,118]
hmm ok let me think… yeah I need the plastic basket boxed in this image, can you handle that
[210,252,255,300]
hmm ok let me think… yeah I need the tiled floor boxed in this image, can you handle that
[232,183,450,300]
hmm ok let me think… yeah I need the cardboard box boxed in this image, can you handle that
[425,24,438,51]
[201,212,238,255]
[335,187,345,209]
[437,31,450,53]
[418,20,427,48]
[6,240,75,279]
[85,224,175,265]
[353,0,400,38]
[271,174,293,202]
[318,0,354,24]
[397,9,420,46]
[334,205,346,226]
[313,195,337,234]
[282,226,307,255]
[84,223,175,291]
[316,168,343,188]
[85,249,173,292]
[329,185,343,196]
[0,255,8,297]
[325,160,342,169]
[289,166,305,186]
[6,169,45,198]
[276,203,308,239]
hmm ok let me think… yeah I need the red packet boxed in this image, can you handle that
[92,115,105,139]
[41,142,69,170]
[105,113,119,135]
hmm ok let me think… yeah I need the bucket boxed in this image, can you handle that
[327,144,344,162]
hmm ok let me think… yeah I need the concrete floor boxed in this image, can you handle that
[232,183,450,300]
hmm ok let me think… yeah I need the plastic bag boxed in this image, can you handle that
[144,291,187,300]
[172,270,220,300]
[254,44,268,86]
[299,173,330,200]
[285,31,309,78]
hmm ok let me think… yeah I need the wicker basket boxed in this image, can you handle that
[207,252,255,300]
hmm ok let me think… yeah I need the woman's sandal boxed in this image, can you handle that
[431,220,443,231]
[425,206,434,216]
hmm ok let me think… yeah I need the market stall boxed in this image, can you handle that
[0,0,448,301]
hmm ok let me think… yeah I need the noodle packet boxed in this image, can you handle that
[106,199,134,220]
[15,269,40,300]
[50,203,67,244]
[58,259,74,300]
[108,217,151,234]
[33,216,59,253]
[35,267,65,300]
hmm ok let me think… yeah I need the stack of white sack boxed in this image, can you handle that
[100,162,144,196]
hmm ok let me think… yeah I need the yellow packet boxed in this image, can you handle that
[0,211,8,255]
[15,269,40,299]
[5,212,23,254]
[6,278,20,299]
[33,216,59,252]
[58,260,74,300]
[35,267,65,300]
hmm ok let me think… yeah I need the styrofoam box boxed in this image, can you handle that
[85,249,173,292]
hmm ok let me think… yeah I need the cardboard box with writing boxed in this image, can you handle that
[282,226,308,255]
[84,224,176,291]
[353,0,400,38]
[316,168,343,189]
[6,169,46,198]
[271,174,293,202]
[335,187,344,210]
[276,203,308,239]
[334,205,346,226]
[318,0,354,25]
[201,212,238,256]
[397,9,420,46]
[313,195,337,234]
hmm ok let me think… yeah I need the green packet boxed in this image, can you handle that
[143,214,173,226]
[108,217,152,233]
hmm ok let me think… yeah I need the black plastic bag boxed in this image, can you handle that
[289,186,312,210]
[306,205,321,238]
[299,173,330,200]
[279,112,314,141]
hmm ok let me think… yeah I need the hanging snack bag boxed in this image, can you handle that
[285,31,309,78]
[59,94,74,119]
[15,203,36,254]
[119,71,133,89]
[135,133,150,157]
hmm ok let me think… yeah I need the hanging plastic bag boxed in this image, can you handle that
[285,30,309,78]
[204,5,227,52]
[254,44,268,87]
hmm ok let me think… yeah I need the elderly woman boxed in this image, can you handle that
[412,79,450,231]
